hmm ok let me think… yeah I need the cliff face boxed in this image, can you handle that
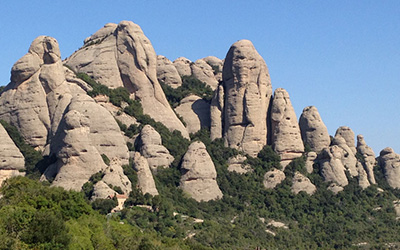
[0,19,396,202]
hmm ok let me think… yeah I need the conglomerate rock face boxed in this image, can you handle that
[65,21,188,139]
[180,141,222,202]
[299,106,330,152]
[270,88,304,167]
[319,145,349,191]
[132,152,159,196]
[215,39,272,157]
[291,172,316,195]
[378,147,400,189]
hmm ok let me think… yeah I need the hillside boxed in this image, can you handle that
[1,21,400,249]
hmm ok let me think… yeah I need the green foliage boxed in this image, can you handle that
[0,120,45,179]
[101,154,111,166]
[160,75,214,108]
[91,197,118,215]
[82,171,105,198]
[0,86,4,93]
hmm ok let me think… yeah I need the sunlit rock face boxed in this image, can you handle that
[65,21,188,139]
[213,39,272,157]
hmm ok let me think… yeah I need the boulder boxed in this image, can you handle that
[92,181,117,200]
[227,155,252,174]
[299,106,330,152]
[378,147,400,189]
[65,21,189,139]
[156,55,182,88]
[0,170,25,187]
[263,169,285,189]
[357,162,370,189]
[174,95,210,134]
[357,134,376,184]
[132,152,159,196]
[271,88,304,167]
[139,125,174,171]
[0,123,25,170]
[291,172,316,195]
[173,57,192,77]
[220,40,273,157]
[191,59,219,90]
[180,141,222,201]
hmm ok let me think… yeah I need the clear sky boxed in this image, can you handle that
[1,1,399,155]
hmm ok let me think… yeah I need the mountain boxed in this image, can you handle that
[1,20,400,249]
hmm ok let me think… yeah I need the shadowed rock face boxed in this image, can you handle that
[175,95,210,134]
[180,141,222,202]
[270,88,304,167]
[299,106,330,152]
[379,147,400,189]
[212,40,272,157]
[65,21,188,139]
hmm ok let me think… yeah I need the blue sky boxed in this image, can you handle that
[1,1,399,155]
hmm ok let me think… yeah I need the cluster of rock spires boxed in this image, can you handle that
[1,20,400,203]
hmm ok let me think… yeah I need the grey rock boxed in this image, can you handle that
[227,155,252,174]
[174,95,210,134]
[180,141,222,201]
[299,106,330,152]
[133,152,159,196]
[263,169,285,189]
[378,147,400,189]
[291,172,316,195]
[357,134,376,185]
[0,123,25,170]
[173,57,192,77]
[157,55,182,88]
[271,88,304,167]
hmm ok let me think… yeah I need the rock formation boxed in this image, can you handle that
[319,146,348,192]
[139,125,174,171]
[203,56,223,82]
[305,152,317,174]
[156,55,182,88]
[270,88,304,167]
[332,135,358,177]
[173,57,192,77]
[263,169,285,189]
[335,126,356,154]
[65,21,189,138]
[174,95,210,134]
[357,135,376,185]
[216,39,272,157]
[299,106,330,152]
[210,83,224,140]
[0,123,25,170]
[378,147,400,189]
[132,152,159,196]
[227,155,252,174]
[291,172,316,195]
[191,59,219,90]
[180,141,222,201]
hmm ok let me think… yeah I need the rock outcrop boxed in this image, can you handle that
[216,40,272,157]
[156,55,182,88]
[332,135,358,177]
[0,123,25,170]
[174,95,210,134]
[299,106,330,152]
[319,146,348,191]
[378,147,400,189]
[210,83,224,140]
[357,135,376,184]
[191,59,219,90]
[180,141,222,201]
[335,126,356,154]
[173,57,192,77]
[132,152,159,196]
[270,88,304,167]
[203,56,223,82]
[291,172,316,195]
[305,152,317,174]
[263,169,285,189]
[227,155,252,174]
[65,21,189,138]
[139,125,174,171]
